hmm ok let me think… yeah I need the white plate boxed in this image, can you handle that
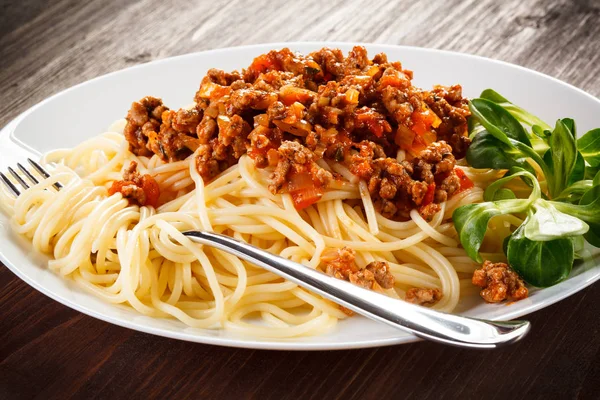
[1,42,599,350]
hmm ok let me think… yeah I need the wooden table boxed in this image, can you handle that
[1,0,600,398]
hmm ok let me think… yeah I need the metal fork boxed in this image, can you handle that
[2,160,531,349]
[0,158,62,196]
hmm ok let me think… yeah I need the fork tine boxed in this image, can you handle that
[28,158,63,190]
[27,158,50,178]
[18,163,39,185]
[8,166,30,189]
[1,172,21,196]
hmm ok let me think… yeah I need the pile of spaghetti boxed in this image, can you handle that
[0,47,505,338]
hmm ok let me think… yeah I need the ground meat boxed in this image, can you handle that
[449,134,471,160]
[348,261,395,290]
[217,115,251,158]
[405,288,442,306]
[310,47,345,78]
[206,68,242,86]
[436,173,461,202]
[123,96,168,156]
[365,261,395,289]
[343,46,370,75]
[424,85,471,158]
[196,115,217,144]
[419,203,441,221]
[279,140,313,164]
[412,158,434,183]
[322,249,394,293]
[230,88,278,112]
[321,247,358,280]
[380,86,413,124]
[248,125,282,168]
[268,141,333,194]
[195,144,221,181]
[379,177,397,199]
[349,269,377,289]
[352,140,462,219]
[147,110,196,162]
[269,157,291,193]
[123,47,473,215]
[108,161,160,207]
[472,261,529,303]
[172,108,201,133]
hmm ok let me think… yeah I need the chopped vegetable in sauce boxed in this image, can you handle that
[122,46,472,219]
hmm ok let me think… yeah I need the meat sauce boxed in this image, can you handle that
[472,260,528,303]
[122,46,472,220]
[108,161,160,207]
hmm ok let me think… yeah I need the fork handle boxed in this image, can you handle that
[183,231,530,348]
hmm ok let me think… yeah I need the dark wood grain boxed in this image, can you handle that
[1,0,600,399]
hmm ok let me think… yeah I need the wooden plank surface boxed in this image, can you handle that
[1,0,600,398]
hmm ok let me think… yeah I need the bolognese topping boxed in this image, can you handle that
[321,248,395,291]
[122,46,472,218]
[472,261,529,303]
[123,96,168,157]
[405,288,443,306]
[108,161,160,207]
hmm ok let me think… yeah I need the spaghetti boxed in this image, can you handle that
[0,46,512,338]
[0,124,503,338]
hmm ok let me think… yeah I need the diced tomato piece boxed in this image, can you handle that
[411,134,428,153]
[356,109,391,138]
[422,130,437,146]
[288,171,324,210]
[266,148,280,166]
[422,183,436,207]
[350,160,373,180]
[217,115,232,133]
[395,125,415,150]
[141,175,161,208]
[378,73,409,89]
[108,180,130,197]
[281,102,305,123]
[291,186,323,210]
[108,175,160,208]
[411,120,428,136]
[210,85,231,100]
[366,65,380,77]
[366,119,385,137]
[455,168,474,192]
[279,86,314,106]
[248,53,280,74]
[196,78,224,99]
[411,107,442,136]
[254,114,270,127]
[344,89,360,104]
[289,172,314,192]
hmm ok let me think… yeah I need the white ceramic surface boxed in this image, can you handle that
[1,42,599,350]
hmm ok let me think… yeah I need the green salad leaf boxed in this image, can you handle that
[466,131,534,173]
[594,169,600,186]
[507,221,574,287]
[523,200,589,241]
[469,98,531,146]
[578,128,600,167]
[453,199,531,262]
[544,119,579,197]
[480,89,551,131]
[456,89,600,289]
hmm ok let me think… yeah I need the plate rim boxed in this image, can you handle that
[1,41,599,350]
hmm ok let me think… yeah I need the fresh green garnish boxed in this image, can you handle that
[454,89,600,288]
